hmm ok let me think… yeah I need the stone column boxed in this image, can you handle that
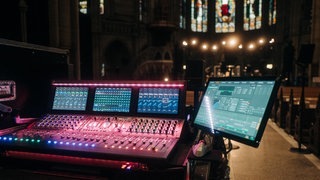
[312,0,320,76]
[48,0,60,47]
[19,0,27,42]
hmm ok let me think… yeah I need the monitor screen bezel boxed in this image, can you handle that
[92,87,132,113]
[193,76,280,148]
[136,87,181,116]
[50,86,90,112]
[48,80,186,118]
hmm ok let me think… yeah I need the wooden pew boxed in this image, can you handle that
[276,88,288,128]
[275,86,320,130]
[293,89,317,147]
[285,89,299,135]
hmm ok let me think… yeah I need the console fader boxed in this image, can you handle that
[0,80,187,164]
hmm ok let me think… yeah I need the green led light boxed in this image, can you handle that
[14,138,18,141]
[36,139,41,143]
[20,138,24,141]
[25,139,29,142]
[31,139,35,142]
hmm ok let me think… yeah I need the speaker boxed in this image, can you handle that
[185,60,204,90]
[298,44,315,64]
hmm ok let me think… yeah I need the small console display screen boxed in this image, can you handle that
[137,88,179,115]
[52,87,88,111]
[93,87,132,113]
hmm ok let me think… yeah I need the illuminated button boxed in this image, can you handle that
[78,143,82,146]
[47,140,52,144]
[36,139,40,143]
[31,139,35,143]
[60,141,64,145]
[72,142,76,146]
[8,137,13,141]
[91,144,95,147]
[54,141,58,144]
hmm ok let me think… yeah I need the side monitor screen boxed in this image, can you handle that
[193,77,280,147]
[52,87,88,111]
[93,87,132,113]
[137,88,180,115]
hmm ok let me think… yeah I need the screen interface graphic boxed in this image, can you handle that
[194,80,275,142]
[137,88,179,114]
[52,87,88,111]
[93,87,132,113]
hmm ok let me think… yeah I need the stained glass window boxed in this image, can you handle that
[191,0,208,32]
[139,0,144,21]
[99,0,104,15]
[180,0,187,29]
[268,0,276,25]
[215,0,236,33]
[79,0,104,15]
[79,0,87,14]
[243,0,262,31]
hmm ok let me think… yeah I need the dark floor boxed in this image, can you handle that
[228,120,320,180]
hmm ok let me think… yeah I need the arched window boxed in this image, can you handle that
[191,0,208,32]
[179,0,187,29]
[243,0,262,31]
[79,0,104,15]
[268,0,276,26]
[215,0,236,33]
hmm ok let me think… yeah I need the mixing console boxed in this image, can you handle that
[1,114,184,160]
[0,80,187,164]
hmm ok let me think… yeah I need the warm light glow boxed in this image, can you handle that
[269,38,275,44]
[164,77,169,82]
[212,45,218,51]
[248,43,255,49]
[191,39,197,45]
[182,41,188,46]
[266,64,273,69]
[229,39,237,47]
[222,41,226,45]
[183,65,186,70]
[202,44,208,50]
[238,44,243,49]
[258,38,265,44]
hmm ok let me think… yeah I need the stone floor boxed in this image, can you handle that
[228,121,320,180]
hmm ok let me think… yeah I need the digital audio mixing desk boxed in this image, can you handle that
[0,80,191,178]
